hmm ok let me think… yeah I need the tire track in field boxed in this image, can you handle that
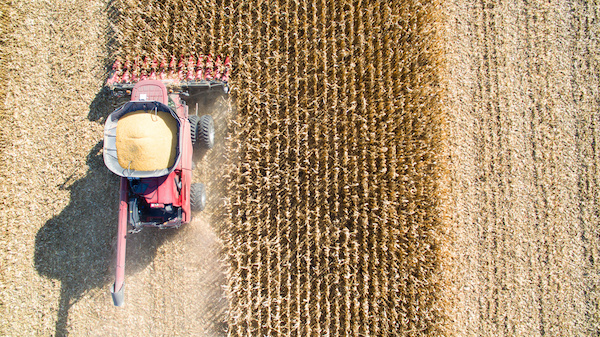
[571,2,600,333]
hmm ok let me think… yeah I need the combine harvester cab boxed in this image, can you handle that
[103,55,229,306]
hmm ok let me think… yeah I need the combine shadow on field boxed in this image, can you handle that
[34,90,177,336]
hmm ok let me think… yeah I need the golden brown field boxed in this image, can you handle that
[0,0,598,336]
[446,0,600,335]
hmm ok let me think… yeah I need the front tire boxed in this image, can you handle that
[198,115,214,150]
[190,183,206,212]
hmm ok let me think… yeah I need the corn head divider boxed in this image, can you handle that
[103,55,228,306]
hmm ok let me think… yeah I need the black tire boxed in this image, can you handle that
[190,183,206,212]
[198,115,215,150]
[189,115,200,145]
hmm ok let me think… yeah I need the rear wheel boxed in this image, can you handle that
[198,115,214,150]
[190,183,206,212]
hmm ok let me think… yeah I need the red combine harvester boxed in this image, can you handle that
[103,55,230,306]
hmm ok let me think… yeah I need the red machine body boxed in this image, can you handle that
[105,76,223,306]
[117,80,193,226]
[111,80,193,306]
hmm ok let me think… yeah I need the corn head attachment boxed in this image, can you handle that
[106,54,231,97]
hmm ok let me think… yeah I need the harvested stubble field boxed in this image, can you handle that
[0,0,598,337]
[447,0,600,335]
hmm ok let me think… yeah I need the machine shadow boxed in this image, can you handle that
[34,90,177,336]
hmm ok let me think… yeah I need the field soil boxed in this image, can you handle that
[0,0,599,336]
[446,0,600,335]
